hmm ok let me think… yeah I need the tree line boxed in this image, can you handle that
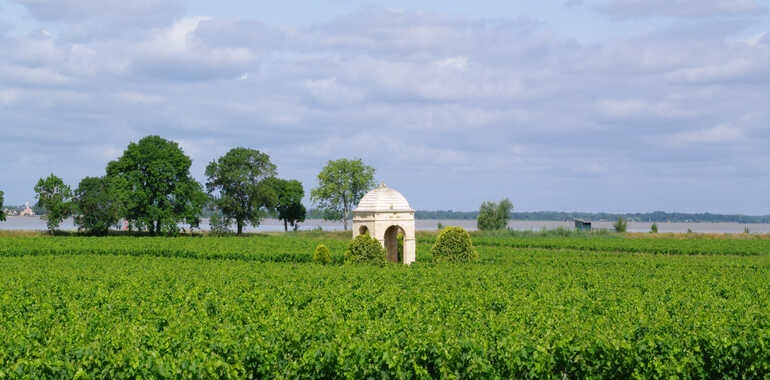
[5,135,376,235]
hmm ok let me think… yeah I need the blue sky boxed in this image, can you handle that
[1,0,770,213]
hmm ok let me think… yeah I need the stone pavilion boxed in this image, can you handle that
[352,184,416,265]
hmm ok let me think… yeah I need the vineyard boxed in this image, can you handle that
[1,234,769,378]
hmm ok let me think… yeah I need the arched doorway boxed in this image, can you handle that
[384,225,405,263]
[359,225,369,236]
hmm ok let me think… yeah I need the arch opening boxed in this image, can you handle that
[384,225,405,263]
[359,225,369,236]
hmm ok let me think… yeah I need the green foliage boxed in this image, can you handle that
[613,216,628,233]
[0,235,351,263]
[0,190,5,222]
[650,222,658,233]
[461,235,770,256]
[107,136,207,234]
[2,247,768,378]
[73,176,124,235]
[266,178,306,231]
[397,232,404,263]
[34,173,73,233]
[476,198,513,231]
[431,226,478,263]
[205,147,277,235]
[208,212,233,236]
[313,244,331,264]
[345,234,385,265]
[310,158,375,231]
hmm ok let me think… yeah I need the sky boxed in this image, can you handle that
[1,0,770,213]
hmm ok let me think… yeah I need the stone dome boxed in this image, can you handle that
[354,183,413,212]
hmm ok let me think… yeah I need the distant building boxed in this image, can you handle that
[19,202,35,217]
[574,219,592,231]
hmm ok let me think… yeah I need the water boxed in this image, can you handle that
[2,216,768,234]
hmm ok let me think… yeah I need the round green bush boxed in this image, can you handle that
[313,244,331,265]
[431,227,478,263]
[345,234,386,265]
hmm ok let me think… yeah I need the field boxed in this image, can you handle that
[1,232,769,378]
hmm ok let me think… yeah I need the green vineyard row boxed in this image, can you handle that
[3,234,769,267]
[447,235,770,256]
[0,252,768,378]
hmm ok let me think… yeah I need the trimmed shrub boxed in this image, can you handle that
[313,244,331,265]
[345,234,385,265]
[431,227,477,263]
[650,223,658,233]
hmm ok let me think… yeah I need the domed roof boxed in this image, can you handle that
[354,183,413,212]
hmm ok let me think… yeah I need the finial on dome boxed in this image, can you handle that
[378,182,386,188]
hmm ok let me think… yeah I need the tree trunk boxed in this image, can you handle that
[284,219,288,232]
[343,218,348,231]
[237,220,243,235]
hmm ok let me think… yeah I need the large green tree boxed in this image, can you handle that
[0,190,5,222]
[311,158,375,231]
[106,136,207,234]
[205,147,277,235]
[74,176,125,235]
[476,198,513,231]
[266,178,306,232]
[34,174,73,233]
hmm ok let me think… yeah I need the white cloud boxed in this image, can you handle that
[1,7,770,212]
[304,77,365,106]
[665,58,767,84]
[432,56,469,71]
[668,123,745,145]
[597,0,765,19]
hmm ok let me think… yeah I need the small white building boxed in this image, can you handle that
[352,184,416,264]
[19,202,35,217]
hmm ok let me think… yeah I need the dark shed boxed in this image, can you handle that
[574,219,592,231]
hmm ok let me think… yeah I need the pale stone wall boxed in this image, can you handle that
[352,188,416,265]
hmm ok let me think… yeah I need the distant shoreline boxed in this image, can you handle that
[7,207,770,224]
[3,217,770,234]
[413,211,770,224]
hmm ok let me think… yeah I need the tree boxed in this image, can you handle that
[205,147,277,235]
[0,190,5,222]
[311,158,375,231]
[476,198,513,231]
[267,178,306,232]
[106,136,207,234]
[34,174,73,233]
[74,176,124,235]
[613,216,627,233]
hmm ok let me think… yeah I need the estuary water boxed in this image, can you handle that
[2,216,769,234]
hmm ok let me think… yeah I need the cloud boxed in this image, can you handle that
[12,0,185,42]
[1,6,770,213]
[564,0,585,7]
[596,0,766,19]
[14,0,184,26]
[667,123,745,145]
